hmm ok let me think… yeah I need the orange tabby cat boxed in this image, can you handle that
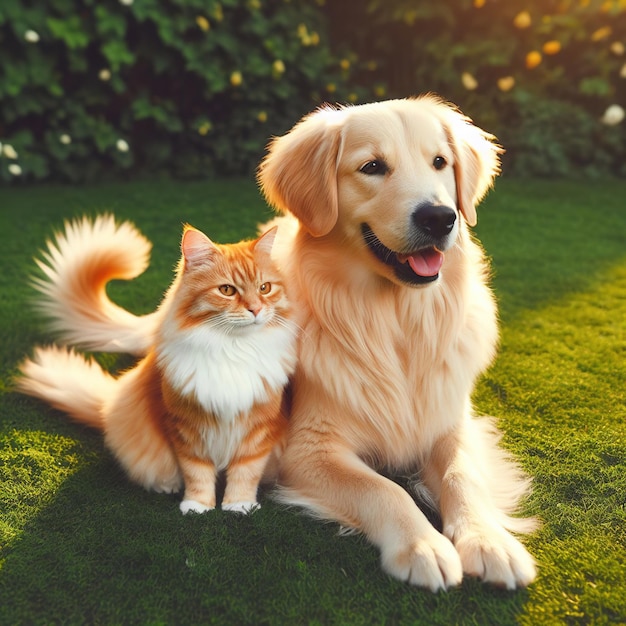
[17,216,297,514]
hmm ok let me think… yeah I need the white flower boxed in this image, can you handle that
[116,139,129,152]
[24,30,40,43]
[60,134,72,145]
[8,164,22,176]
[611,41,625,56]
[3,144,18,159]
[99,69,112,81]
[601,104,625,126]
[461,72,478,91]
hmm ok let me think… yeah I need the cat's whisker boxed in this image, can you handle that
[273,316,304,336]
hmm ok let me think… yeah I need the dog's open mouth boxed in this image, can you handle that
[361,223,443,285]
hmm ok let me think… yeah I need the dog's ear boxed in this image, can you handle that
[258,107,343,237]
[432,98,502,227]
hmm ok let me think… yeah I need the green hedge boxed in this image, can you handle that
[1,0,625,182]
[327,0,626,178]
[0,0,364,183]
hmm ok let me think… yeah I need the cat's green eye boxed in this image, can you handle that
[259,282,272,294]
[219,284,237,296]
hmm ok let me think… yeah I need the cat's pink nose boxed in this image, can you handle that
[248,303,263,317]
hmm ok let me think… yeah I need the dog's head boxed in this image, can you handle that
[258,95,501,287]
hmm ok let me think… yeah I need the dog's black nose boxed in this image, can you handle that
[412,204,457,239]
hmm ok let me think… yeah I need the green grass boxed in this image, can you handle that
[1,178,625,625]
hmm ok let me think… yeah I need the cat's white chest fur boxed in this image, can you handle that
[157,323,296,422]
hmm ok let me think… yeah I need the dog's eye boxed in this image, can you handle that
[433,156,447,171]
[360,160,388,176]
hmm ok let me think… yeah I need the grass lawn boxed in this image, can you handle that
[0,178,624,625]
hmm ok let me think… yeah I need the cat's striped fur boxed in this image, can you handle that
[17,216,297,514]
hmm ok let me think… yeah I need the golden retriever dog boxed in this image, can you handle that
[26,95,537,591]
[256,95,537,591]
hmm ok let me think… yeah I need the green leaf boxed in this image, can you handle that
[578,77,612,97]
[46,16,89,49]
[101,40,135,71]
[132,95,169,123]
[95,6,126,38]
[1,62,29,97]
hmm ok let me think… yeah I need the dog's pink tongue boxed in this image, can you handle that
[407,249,444,277]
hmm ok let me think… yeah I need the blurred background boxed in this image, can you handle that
[1,0,624,184]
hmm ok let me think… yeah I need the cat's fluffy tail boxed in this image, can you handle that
[17,346,184,493]
[16,345,116,429]
[32,214,157,356]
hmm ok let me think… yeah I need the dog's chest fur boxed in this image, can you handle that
[291,232,499,468]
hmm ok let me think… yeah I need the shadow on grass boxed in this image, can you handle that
[0,423,533,626]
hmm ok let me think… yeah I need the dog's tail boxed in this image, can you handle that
[16,345,116,430]
[32,214,158,355]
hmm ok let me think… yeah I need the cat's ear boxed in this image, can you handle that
[253,225,278,258]
[181,226,218,269]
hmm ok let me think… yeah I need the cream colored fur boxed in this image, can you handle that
[257,95,538,591]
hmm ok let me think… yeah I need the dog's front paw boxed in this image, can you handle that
[180,499,215,515]
[454,527,536,589]
[381,531,463,592]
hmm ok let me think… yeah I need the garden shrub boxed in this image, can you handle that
[0,0,365,183]
[326,0,626,177]
[1,0,625,183]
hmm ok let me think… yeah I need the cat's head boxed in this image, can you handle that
[174,225,290,333]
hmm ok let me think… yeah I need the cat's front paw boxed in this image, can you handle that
[222,501,260,515]
[180,499,215,515]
